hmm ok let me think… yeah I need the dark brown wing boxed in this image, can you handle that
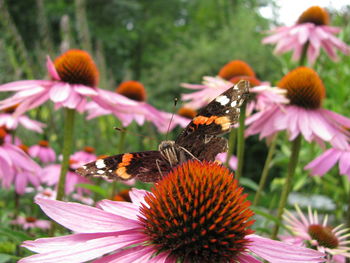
[75,151,171,183]
[175,80,250,161]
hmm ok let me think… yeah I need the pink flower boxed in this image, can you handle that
[262,6,350,64]
[40,159,91,195]
[246,67,350,148]
[0,128,41,195]
[282,204,350,262]
[34,187,57,200]
[86,81,189,132]
[29,140,56,163]
[11,215,50,230]
[20,161,324,263]
[216,152,238,170]
[0,50,145,116]
[0,105,45,133]
[305,146,350,180]
[70,146,97,164]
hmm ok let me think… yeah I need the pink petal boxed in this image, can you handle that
[247,234,325,262]
[0,80,52,91]
[21,232,146,263]
[339,151,350,175]
[35,198,141,233]
[92,246,157,263]
[237,253,262,263]
[304,149,341,176]
[46,56,61,80]
[74,85,98,96]
[49,83,71,102]
[129,188,149,207]
[97,200,140,221]
[15,172,28,195]
[19,116,45,133]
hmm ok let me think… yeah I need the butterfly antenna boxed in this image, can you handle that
[165,98,178,140]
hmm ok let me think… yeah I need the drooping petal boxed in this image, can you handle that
[35,198,141,233]
[46,56,61,80]
[97,200,140,221]
[304,149,341,176]
[129,188,149,207]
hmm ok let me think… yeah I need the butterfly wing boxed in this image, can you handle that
[76,151,171,182]
[175,80,250,161]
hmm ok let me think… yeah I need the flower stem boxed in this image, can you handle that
[110,128,127,199]
[56,108,76,201]
[225,128,237,167]
[271,135,302,239]
[299,42,309,66]
[236,100,247,180]
[253,133,279,206]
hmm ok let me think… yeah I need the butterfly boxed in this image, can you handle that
[76,80,250,182]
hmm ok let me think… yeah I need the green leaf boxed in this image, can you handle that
[239,178,259,192]
[0,254,12,263]
[75,184,108,198]
[0,228,30,243]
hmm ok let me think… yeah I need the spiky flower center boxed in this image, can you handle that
[115,81,147,102]
[54,49,99,87]
[297,6,329,26]
[177,107,197,119]
[38,140,49,147]
[83,146,95,153]
[218,60,256,81]
[25,217,37,223]
[308,224,338,249]
[278,66,325,109]
[230,76,261,87]
[139,160,254,263]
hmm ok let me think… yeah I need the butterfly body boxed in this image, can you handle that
[76,80,250,182]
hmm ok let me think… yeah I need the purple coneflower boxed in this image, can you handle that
[11,215,50,230]
[0,128,41,194]
[262,6,350,64]
[40,158,91,195]
[86,80,189,132]
[181,60,286,113]
[29,140,56,163]
[70,146,97,164]
[20,161,324,263]
[282,204,350,262]
[0,50,146,116]
[0,105,45,133]
[246,67,350,148]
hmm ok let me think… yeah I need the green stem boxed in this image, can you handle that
[299,42,309,66]
[110,128,127,199]
[236,101,247,180]
[56,108,76,201]
[271,135,302,239]
[253,133,279,206]
[225,128,237,167]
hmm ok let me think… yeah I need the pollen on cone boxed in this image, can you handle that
[115,81,147,102]
[19,144,29,154]
[139,160,254,262]
[54,49,99,87]
[278,66,325,109]
[2,104,19,113]
[218,60,256,81]
[177,107,197,119]
[297,6,329,26]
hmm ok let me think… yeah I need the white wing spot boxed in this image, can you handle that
[215,95,230,106]
[82,165,87,169]
[96,159,106,169]
[225,110,230,113]
[230,101,237,107]
[108,170,112,172]
[97,170,105,174]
